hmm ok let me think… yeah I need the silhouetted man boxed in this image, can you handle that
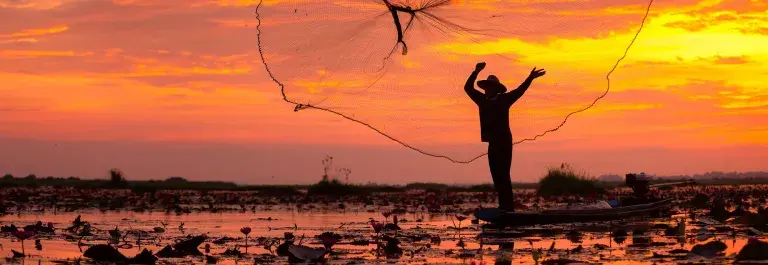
[465,62,546,211]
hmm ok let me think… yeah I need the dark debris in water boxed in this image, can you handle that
[690,241,727,257]
[83,244,126,262]
[128,249,157,265]
[736,238,768,261]
[541,259,593,265]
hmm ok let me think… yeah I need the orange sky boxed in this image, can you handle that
[0,0,766,184]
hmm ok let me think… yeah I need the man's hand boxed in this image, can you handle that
[529,67,546,79]
[475,62,486,72]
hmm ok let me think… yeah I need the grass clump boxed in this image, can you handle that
[307,175,366,196]
[307,155,366,196]
[537,163,604,197]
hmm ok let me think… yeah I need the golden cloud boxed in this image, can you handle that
[0,50,90,59]
[0,26,69,38]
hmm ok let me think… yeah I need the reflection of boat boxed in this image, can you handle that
[475,173,693,227]
[474,198,674,226]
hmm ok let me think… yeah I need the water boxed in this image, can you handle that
[0,208,759,264]
[2,186,767,264]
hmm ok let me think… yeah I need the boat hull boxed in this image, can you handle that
[475,198,674,226]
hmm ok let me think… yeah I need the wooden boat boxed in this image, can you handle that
[475,198,674,227]
[475,173,692,227]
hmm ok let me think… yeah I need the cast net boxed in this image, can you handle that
[256,0,654,163]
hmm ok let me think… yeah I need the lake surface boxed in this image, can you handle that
[0,207,760,265]
[2,185,767,264]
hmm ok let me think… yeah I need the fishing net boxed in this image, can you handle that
[256,0,654,163]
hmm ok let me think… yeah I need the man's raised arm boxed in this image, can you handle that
[505,67,546,105]
[465,63,486,104]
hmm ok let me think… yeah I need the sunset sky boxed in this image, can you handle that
[1,0,766,185]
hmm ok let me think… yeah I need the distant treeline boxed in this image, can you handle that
[0,174,302,194]
[599,171,768,183]
[0,173,535,194]
[3,171,768,195]
[672,171,768,180]
[0,174,510,193]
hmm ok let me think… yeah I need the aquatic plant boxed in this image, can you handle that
[205,254,217,264]
[108,226,121,244]
[322,155,334,180]
[691,240,727,257]
[261,239,279,254]
[371,221,384,234]
[287,244,328,263]
[382,210,392,223]
[528,240,542,264]
[240,227,251,254]
[276,232,295,257]
[382,235,403,258]
[566,230,582,244]
[108,168,128,188]
[455,214,467,226]
[454,214,467,243]
[318,232,341,250]
[221,245,243,257]
[665,218,686,237]
[737,238,768,261]
[169,234,207,256]
[83,244,127,262]
[612,228,628,245]
[470,259,486,265]
[532,250,541,264]
[307,175,366,196]
[12,230,35,256]
[691,193,710,208]
[371,221,385,256]
[537,163,604,197]
[307,156,368,196]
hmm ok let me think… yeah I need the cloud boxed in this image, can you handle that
[129,64,253,77]
[0,38,39,44]
[0,25,69,38]
[662,9,768,36]
[0,50,87,58]
[721,100,768,109]
[202,0,261,7]
[694,0,768,14]
[714,55,749,64]
[208,19,255,28]
[739,27,768,35]
[0,0,75,9]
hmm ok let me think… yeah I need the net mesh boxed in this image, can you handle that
[256,0,654,163]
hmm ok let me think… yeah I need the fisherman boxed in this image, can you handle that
[465,62,546,211]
